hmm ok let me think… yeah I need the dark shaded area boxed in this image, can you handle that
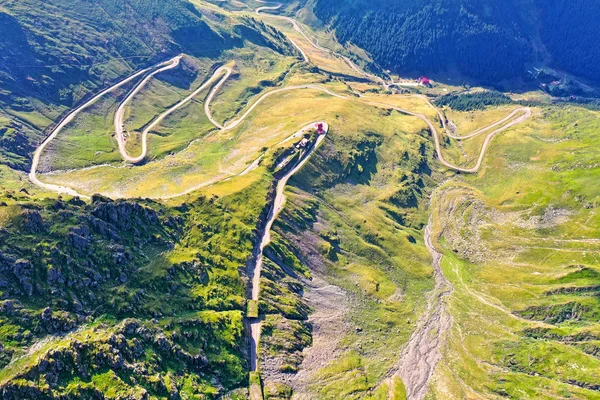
[313,0,532,83]
[435,90,514,111]
[535,0,600,83]
[313,0,600,85]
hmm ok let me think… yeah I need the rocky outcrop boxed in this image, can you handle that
[0,254,34,296]
[38,307,77,334]
[0,185,246,397]
[67,225,91,253]
[92,200,159,232]
[1,319,212,399]
[18,210,47,234]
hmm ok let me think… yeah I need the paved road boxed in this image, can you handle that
[114,56,182,163]
[255,1,309,63]
[29,56,531,196]
[28,61,162,198]
[255,0,382,82]
[126,65,231,164]
[200,69,531,175]
[353,96,532,173]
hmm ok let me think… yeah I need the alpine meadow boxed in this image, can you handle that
[1,0,599,399]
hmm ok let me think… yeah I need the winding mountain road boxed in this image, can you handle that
[27,6,533,395]
[255,1,309,63]
[114,56,182,163]
[118,64,532,174]
[253,1,532,171]
[29,23,531,196]
[28,60,167,198]
[255,0,383,83]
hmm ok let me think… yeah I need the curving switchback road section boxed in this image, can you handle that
[114,56,182,163]
[29,9,531,196]
[255,0,309,63]
[28,58,179,198]
[254,0,383,83]
[30,57,530,188]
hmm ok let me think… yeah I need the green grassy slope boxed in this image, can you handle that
[3,0,600,398]
[0,1,301,398]
[256,98,438,398]
[0,164,274,397]
[429,105,600,399]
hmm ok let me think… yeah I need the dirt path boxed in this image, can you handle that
[249,122,329,371]
[383,218,453,400]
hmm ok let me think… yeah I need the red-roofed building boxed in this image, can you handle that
[419,76,432,87]
[316,123,324,134]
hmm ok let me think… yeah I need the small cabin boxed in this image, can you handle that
[316,123,324,134]
[418,76,432,87]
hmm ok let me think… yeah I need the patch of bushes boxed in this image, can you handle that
[435,91,514,111]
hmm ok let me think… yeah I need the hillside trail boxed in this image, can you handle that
[249,122,329,371]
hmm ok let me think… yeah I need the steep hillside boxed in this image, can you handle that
[0,1,300,397]
[311,0,600,85]
[0,165,273,398]
[535,0,600,82]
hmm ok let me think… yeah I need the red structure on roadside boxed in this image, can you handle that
[419,76,431,87]
[316,123,324,134]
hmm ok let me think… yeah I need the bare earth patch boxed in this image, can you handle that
[261,272,351,398]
